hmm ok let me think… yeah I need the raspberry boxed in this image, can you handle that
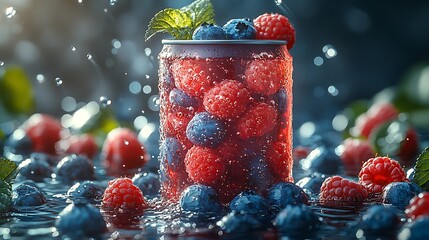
[397,128,419,162]
[56,134,98,160]
[340,138,375,176]
[184,146,226,185]
[236,103,278,139]
[203,80,251,119]
[102,128,149,176]
[292,146,310,161]
[244,59,286,95]
[102,178,148,210]
[406,193,429,220]
[164,111,192,137]
[266,141,293,182]
[319,176,368,204]
[254,13,296,49]
[353,102,398,138]
[22,113,63,155]
[358,157,407,194]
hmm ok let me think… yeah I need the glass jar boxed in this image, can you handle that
[158,40,293,203]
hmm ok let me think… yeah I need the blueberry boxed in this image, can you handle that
[160,137,185,171]
[360,205,400,232]
[3,129,32,161]
[223,18,256,40]
[180,184,222,216]
[132,172,160,196]
[56,154,95,183]
[273,88,288,114]
[17,155,52,182]
[67,181,103,201]
[30,152,58,166]
[296,173,327,195]
[192,23,227,40]
[55,203,106,238]
[274,204,320,235]
[169,89,198,109]
[230,191,270,217]
[248,156,275,194]
[186,112,226,147]
[300,146,341,174]
[12,184,46,207]
[217,211,261,234]
[382,182,422,209]
[137,123,160,170]
[398,217,429,240]
[267,182,308,211]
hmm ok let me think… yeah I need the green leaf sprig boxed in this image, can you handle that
[145,0,215,41]
[0,158,18,212]
[413,147,429,191]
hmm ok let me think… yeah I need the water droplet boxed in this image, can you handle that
[103,8,108,13]
[99,96,112,107]
[86,53,93,60]
[144,48,152,56]
[124,140,129,145]
[55,77,63,86]
[71,46,76,52]
[77,0,83,3]
[145,74,150,79]
[142,85,152,94]
[110,0,117,6]
[313,56,324,66]
[36,74,45,83]
[0,61,4,66]
[274,0,282,5]
[328,85,339,96]
[322,44,337,59]
[129,81,141,94]
[148,95,160,111]
[112,39,121,49]
[124,72,128,76]
[5,7,16,18]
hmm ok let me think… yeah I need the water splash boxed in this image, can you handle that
[55,77,63,86]
[5,7,16,18]
[99,96,112,107]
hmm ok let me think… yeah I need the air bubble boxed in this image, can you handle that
[145,74,150,79]
[55,77,63,86]
[112,39,121,49]
[328,85,339,96]
[144,48,152,56]
[5,7,16,18]
[99,96,112,107]
[313,56,324,66]
[129,81,141,94]
[142,85,152,94]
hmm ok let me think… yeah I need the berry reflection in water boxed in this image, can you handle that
[158,41,293,202]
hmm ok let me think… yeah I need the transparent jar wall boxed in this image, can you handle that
[158,43,293,203]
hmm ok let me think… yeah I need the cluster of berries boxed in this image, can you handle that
[159,13,296,201]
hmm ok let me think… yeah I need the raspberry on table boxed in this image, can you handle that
[319,176,368,204]
[236,102,278,139]
[340,138,375,176]
[358,156,407,194]
[56,134,98,160]
[102,177,148,210]
[254,13,296,49]
[245,59,287,95]
[22,113,63,155]
[406,193,429,220]
[203,80,251,119]
[171,59,213,97]
[353,102,399,138]
[184,146,226,185]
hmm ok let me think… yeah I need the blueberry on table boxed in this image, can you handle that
[55,203,107,238]
[296,173,327,195]
[300,146,341,174]
[229,191,270,217]
[274,204,320,236]
[56,154,95,183]
[223,18,256,40]
[360,205,400,232]
[217,211,262,234]
[179,184,222,217]
[267,182,309,211]
[17,154,52,182]
[12,184,46,207]
[3,129,32,161]
[132,172,160,197]
[192,23,227,40]
[67,181,103,201]
[382,181,422,209]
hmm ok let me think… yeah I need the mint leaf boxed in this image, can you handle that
[0,66,35,114]
[414,147,429,190]
[0,158,18,182]
[145,8,194,41]
[0,181,13,212]
[181,0,215,28]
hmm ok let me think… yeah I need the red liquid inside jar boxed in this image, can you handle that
[158,40,293,203]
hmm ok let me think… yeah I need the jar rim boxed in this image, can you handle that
[162,39,287,45]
